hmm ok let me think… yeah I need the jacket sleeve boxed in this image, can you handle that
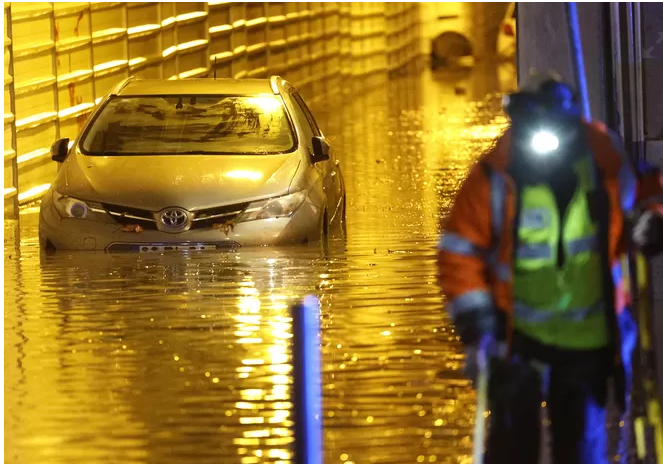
[437,160,495,345]
[601,125,663,254]
[600,124,663,210]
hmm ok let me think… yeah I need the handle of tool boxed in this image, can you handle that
[473,336,492,463]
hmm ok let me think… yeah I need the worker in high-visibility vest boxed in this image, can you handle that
[437,75,663,464]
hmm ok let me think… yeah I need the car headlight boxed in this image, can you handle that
[237,191,307,223]
[53,191,90,219]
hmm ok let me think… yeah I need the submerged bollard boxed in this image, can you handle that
[291,295,323,464]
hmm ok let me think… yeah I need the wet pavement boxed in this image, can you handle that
[5,67,513,464]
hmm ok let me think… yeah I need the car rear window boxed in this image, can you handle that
[80,95,296,155]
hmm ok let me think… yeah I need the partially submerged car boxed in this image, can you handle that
[39,76,346,252]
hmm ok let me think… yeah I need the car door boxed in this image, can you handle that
[289,91,343,223]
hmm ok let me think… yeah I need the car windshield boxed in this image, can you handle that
[80,95,296,155]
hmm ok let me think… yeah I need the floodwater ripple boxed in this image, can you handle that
[5,71,507,464]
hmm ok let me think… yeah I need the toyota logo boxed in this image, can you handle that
[158,208,190,232]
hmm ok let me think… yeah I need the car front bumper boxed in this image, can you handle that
[39,200,322,251]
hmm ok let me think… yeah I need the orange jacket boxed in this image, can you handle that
[437,121,663,346]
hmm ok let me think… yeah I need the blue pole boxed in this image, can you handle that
[565,2,591,121]
[566,2,600,190]
[292,295,323,464]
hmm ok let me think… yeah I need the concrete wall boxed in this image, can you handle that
[516,2,609,122]
[642,2,663,168]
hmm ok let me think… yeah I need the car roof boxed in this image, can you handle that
[115,78,282,96]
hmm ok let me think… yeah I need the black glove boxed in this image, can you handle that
[632,209,663,256]
[464,333,507,385]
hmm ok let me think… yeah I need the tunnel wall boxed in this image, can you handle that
[516,2,610,123]
[3,2,421,216]
[642,2,663,168]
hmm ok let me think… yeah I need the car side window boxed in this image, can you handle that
[291,91,322,137]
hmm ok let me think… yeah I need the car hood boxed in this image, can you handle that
[61,151,302,211]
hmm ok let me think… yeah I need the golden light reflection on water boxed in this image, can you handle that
[5,69,511,464]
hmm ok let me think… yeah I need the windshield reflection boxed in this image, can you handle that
[80,95,296,156]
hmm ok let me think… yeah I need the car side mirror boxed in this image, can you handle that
[311,136,330,164]
[51,138,70,163]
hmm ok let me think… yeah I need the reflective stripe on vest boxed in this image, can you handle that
[438,231,511,282]
[438,232,483,257]
[514,301,605,324]
[487,167,510,283]
[567,236,596,254]
[516,243,553,260]
[516,236,597,259]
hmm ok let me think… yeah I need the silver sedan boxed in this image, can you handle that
[39,76,346,252]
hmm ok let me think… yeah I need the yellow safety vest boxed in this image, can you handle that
[513,156,608,350]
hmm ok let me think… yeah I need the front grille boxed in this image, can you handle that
[102,203,158,230]
[101,202,250,231]
[191,202,250,230]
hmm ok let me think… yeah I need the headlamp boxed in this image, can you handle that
[53,191,90,219]
[531,130,559,155]
[237,191,307,223]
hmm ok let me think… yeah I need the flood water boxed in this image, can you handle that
[5,68,513,464]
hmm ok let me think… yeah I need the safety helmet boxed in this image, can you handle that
[503,72,583,159]
[502,71,580,121]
